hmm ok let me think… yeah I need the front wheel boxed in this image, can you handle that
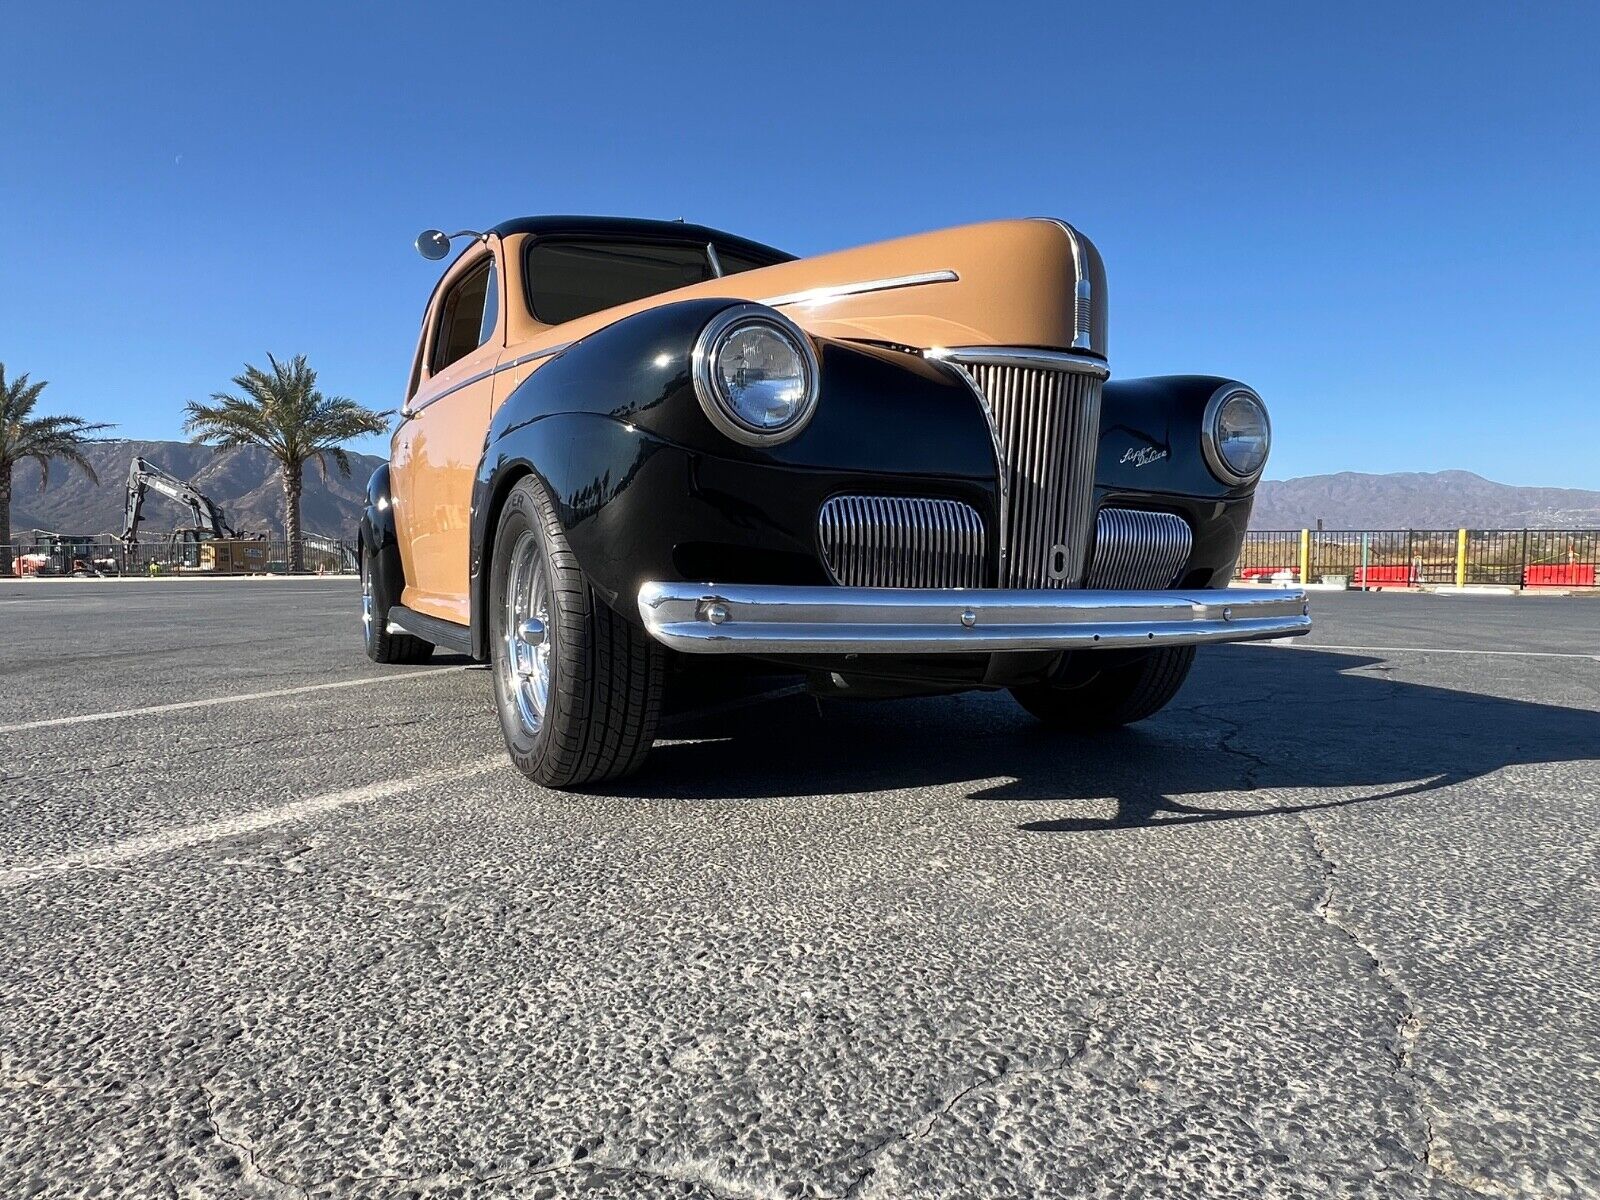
[488,477,664,789]
[1011,646,1196,730]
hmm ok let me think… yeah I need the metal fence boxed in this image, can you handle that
[2,534,358,577]
[1237,528,1600,589]
[9,526,1596,589]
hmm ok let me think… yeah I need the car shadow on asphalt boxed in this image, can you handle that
[626,647,1600,832]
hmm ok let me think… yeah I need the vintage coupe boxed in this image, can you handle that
[361,216,1310,787]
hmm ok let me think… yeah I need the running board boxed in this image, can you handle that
[387,605,473,655]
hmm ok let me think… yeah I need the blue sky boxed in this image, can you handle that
[3,1,1596,487]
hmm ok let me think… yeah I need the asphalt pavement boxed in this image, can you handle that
[1,578,1596,1199]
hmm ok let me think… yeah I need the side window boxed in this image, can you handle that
[477,258,500,347]
[431,259,492,374]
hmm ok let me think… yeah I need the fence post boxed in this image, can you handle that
[1299,529,1311,586]
[1520,529,1529,590]
[1360,532,1369,592]
[1456,528,1468,587]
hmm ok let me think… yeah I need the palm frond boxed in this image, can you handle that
[0,366,112,492]
[186,355,389,477]
[31,444,102,492]
[13,414,113,444]
[0,364,51,430]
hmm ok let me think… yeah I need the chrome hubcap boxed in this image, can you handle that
[502,530,553,734]
[361,563,374,641]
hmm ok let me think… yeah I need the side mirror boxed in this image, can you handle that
[415,229,453,260]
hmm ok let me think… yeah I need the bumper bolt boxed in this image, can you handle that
[705,602,730,626]
[960,609,977,628]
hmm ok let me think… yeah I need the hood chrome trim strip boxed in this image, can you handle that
[1034,218,1095,352]
[759,269,959,309]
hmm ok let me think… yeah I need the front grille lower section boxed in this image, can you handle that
[1085,508,1193,589]
[817,495,986,588]
[955,361,1103,589]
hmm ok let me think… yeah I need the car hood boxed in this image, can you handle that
[520,218,1108,360]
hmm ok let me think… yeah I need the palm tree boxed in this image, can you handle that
[184,354,390,572]
[0,363,112,571]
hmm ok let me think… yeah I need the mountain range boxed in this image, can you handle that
[6,440,386,540]
[1250,470,1600,530]
[6,442,1597,541]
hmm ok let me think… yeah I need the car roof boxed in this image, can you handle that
[488,215,794,264]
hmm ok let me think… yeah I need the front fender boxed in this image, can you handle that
[1097,375,1263,499]
[1095,375,1266,586]
[484,296,999,471]
[468,302,1002,653]
[359,463,405,617]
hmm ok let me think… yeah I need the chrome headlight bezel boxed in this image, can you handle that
[1201,385,1271,486]
[691,303,820,447]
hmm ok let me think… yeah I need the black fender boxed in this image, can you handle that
[1094,375,1265,586]
[358,463,406,618]
[467,299,1001,654]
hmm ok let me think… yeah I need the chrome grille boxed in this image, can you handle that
[1086,508,1193,589]
[817,495,986,588]
[954,360,1103,588]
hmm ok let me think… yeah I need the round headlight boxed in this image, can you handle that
[692,305,819,446]
[1203,387,1271,484]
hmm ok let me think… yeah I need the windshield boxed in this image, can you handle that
[523,238,773,325]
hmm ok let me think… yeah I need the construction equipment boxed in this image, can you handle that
[121,457,266,572]
[122,457,239,548]
[17,530,119,576]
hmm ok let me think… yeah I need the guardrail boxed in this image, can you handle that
[1237,528,1600,589]
[2,534,358,577]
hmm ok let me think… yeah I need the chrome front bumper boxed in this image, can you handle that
[638,582,1311,655]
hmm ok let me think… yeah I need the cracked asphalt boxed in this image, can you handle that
[1,578,1597,1199]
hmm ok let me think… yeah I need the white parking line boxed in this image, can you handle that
[0,755,508,888]
[1263,642,1600,661]
[0,667,470,734]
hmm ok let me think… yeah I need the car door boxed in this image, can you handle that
[391,244,503,624]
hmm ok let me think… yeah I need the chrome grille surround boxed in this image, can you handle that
[931,348,1107,589]
[817,495,986,589]
[1086,508,1193,589]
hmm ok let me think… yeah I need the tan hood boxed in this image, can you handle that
[504,218,1108,360]
[737,218,1106,357]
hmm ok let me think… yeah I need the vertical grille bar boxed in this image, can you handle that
[1086,508,1193,589]
[817,496,986,588]
[959,360,1102,589]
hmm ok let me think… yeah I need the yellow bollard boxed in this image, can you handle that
[1299,529,1311,586]
[1456,528,1468,587]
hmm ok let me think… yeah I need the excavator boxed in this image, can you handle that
[121,457,268,574]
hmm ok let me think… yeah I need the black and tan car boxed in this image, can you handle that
[361,215,1310,787]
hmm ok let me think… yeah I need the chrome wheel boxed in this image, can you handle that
[502,529,553,734]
